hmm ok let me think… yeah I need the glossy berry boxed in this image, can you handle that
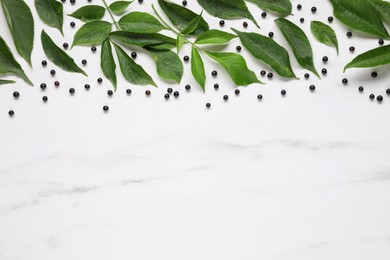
[131,52,137,59]
[346,31,352,37]
[173,91,179,97]
[70,21,75,28]
[70,0,75,4]
[322,56,328,63]
[304,73,310,79]
[164,94,170,100]
[103,105,109,112]
[321,68,327,75]
[69,88,75,94]
[260,70,266,76]
[268,32,274,38]
[261,12,267,18]
[236,46,242,52]
[145,90,151,96]
[219,20,225,26]
[167,88,173,94]
[300,18,304,23]
[42,60,47,66]
[13,91,20,98]
[267,72,273,79]
[63,43,69,49]
[82,59,87,65]
[126,89,132,95]
[40,83,47,90]
[349,46,355,52]
[183,55,189,62]
[42,96,48,102]
[342,78,348,85]
[8,110,14,117]
[182,0,187,6]
[257,94,263,100]
[185,84,191,91]
[369,94,375,100]
[377,95,383,102]
[235,89,240,95]
[309,85,315,91]
[387,89,390,95]
[297,4,302,10]
[85,84,90,90]
[358,86,364,92]
[54,81,60,87]
[107,90,113,96]
[328,16,334,22]
[97,78,103,84]
[211,70,218,77]
[281,90,286,96]
[206,103,211,108]
[311,7,317,13]
[379,39,384,45]
[223,95,229,101]
[371,71,378,78]
[243,21,248,28]
[50,70,56,76]
[138,0,143,3]
[91,46,97,52]
[214,83,219,90]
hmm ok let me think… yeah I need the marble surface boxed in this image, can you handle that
[1,0,390,259]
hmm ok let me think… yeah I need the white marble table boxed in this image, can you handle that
[1,0,390,259]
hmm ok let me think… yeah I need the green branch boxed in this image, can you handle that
[102,0,120,31]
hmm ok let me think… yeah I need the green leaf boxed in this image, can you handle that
[0,36,32,86]
[205,51,262,86]
[68,5,106,22]
[176,35,185,53]
[148,50,183,83]
[72,21,112,47]
[41,30,87,76]
[1,0,34,66]
[310,21,339,54]
[197,0,259,28]
[109,31,175,50]
[35,0,63,34]
[0,79,16,85]
[113,44,156,86]
[330,0,389,39]
[195,29,237,44]
[101,40,117,90]
[245,0,292,17]
[191,47,206,91]
[181,12,202,35]
[275,18,319,77]
[157,0,209,35]
[232,28,296,79]
[119,12,166,33]
[369,0,390,25]
[109,1,133,15]
[344,44,390,71]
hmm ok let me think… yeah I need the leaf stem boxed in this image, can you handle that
[151,4,199,49]
[102,0,120,31]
